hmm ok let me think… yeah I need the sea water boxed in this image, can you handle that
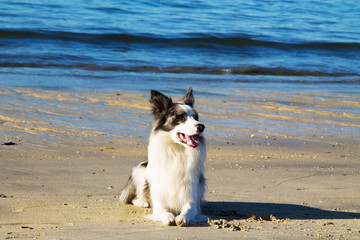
[0,0,359,96]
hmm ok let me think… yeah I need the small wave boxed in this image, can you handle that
[0,62,355,78]
[155,66,352,77]
[1,29,360,51]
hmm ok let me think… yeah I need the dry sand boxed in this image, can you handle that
[1,87,359,239]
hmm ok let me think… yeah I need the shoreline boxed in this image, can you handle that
[1,87,359,239]
[1,87,359,138]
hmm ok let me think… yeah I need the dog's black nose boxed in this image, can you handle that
[197,124,205,133]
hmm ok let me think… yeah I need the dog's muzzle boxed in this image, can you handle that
[177,124,205,148]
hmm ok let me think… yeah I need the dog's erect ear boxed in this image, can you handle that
[150,90,173,114]
[183,87,194,107]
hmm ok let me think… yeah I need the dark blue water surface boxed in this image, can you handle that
[0,0,359,95]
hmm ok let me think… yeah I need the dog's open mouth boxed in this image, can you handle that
[177,133,200,148]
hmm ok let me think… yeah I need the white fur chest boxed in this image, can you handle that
[147,131,205,212]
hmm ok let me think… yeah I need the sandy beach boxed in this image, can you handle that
[1,87,359,239]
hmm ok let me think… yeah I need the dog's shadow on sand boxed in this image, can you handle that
[203,201,360,221]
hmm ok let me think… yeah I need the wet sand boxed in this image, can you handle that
[1,87,359,239]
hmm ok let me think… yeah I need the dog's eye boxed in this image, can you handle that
[193,113,199,121]
[176,114,186,121]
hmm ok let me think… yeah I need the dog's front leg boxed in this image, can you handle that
[175,202,198,227]
[152,201,176,226]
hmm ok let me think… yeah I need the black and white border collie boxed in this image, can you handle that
[120,87,207,226]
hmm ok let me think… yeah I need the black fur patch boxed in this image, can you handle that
[121,176,136,203]
[139,161,148,168]
[150,90,173,116]
[183,87,194,107]
[154,103,193,132]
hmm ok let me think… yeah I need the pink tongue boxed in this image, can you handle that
[185,135,199,148]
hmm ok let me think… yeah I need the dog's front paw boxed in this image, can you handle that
[175,215,187,227]
[161,212,176,226]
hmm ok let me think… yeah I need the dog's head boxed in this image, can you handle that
[150,87,205,148]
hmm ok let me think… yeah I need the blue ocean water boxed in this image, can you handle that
[0,0,359,95]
